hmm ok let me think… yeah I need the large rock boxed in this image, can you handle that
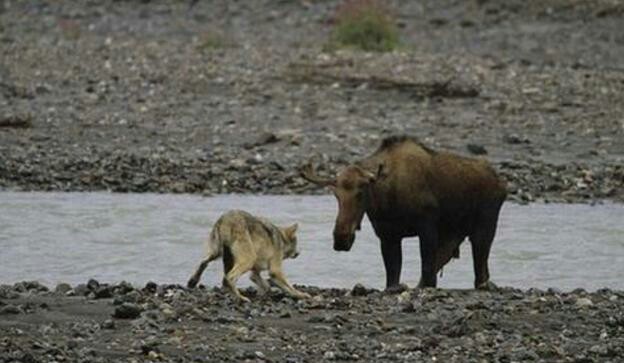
[113,303,143,319]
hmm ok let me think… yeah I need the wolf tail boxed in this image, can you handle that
[187,225,224,288]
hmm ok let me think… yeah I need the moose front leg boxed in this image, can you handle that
[380,237,403,290]
[418,221,438,288]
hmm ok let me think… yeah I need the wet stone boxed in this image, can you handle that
[467,143,488,155]
[0,304,22,315]
[101,319,116,329]
[94,286,113,299]
[54,283,72,295]
[86,279,100,291]
[350,283,370,297]
[113,303,143,319]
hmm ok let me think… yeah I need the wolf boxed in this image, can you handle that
[187,210,310,302]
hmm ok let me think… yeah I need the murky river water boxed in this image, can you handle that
[1,192,623,291]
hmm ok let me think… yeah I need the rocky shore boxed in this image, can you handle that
[1,0,623,203]
[1,280,623,362]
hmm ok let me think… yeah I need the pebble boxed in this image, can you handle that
[575,297,594,307]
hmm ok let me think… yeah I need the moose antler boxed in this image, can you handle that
[299,163,336,187]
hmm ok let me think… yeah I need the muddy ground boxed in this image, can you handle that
[1,281,623,363]
[0,0,623,202]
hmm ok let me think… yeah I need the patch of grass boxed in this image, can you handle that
[195,31,235,52]
[327,0,399,52]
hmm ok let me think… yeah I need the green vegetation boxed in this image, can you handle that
[196,31,234,51]
[327,0,399,52]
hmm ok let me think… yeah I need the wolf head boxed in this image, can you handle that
[280,223,300,259]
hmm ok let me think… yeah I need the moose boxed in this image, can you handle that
[300,135,507,290]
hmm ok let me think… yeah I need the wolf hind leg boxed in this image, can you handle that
[187,246,221,288]
[222,240,256,302]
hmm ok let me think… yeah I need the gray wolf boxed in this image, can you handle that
[187,210,310,302]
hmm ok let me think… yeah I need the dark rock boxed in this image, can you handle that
[13,281,49,293]
[459,19,476,27]
[429,18,448,26]
[245,131,280,148]
[0,304,22,315]
[112,290,141,305]
[101,319,115,329]
[144,281,158,293]
[113,303,143,319]
[503,134,530,145]
[114,281,135,295]
[94,286,113,299]
[467,143,488,155]
[55,283,73,294]
[351,283,369,297]
[86,279,100,291]
[400,301,416,313]
[0,113,32,128]
[73,284,89,296]
[384,284,408,295]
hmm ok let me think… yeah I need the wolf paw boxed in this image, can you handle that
[237,295,251,303]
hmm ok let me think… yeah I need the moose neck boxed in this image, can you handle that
[365,182,382,218]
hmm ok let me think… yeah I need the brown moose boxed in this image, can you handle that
[300,135,507,290]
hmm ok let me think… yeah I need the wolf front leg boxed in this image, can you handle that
[268,259,310,299]
[250,268,271,295]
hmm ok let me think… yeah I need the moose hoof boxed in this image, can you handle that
[384,283,408,295]
[476,281,498,291]
[187,278,198,289]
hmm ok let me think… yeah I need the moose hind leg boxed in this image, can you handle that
[469,205,502,289]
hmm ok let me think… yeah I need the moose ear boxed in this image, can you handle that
[364,170,377,184]
[355,165,377,184]
[375,163,387,181]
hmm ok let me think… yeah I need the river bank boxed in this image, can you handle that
[1,280,623,362]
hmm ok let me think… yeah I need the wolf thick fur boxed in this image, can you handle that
[187,210,309,302]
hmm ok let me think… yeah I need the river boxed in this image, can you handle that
[1,192,622,291]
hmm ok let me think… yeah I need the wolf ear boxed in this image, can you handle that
[285,223,298,238]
